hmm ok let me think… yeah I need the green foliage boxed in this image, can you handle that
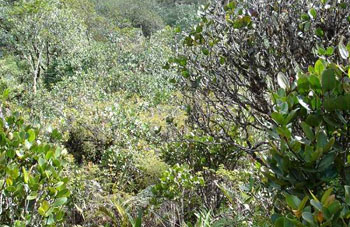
[215,162,272,226]
[98,196,143,227]
[266,58,350,224]
[0,107,69,225]
[165,1,350,225]
[65,125,113,164]
[156,0,204,30]
[3,0,89,92]
[152,164,205,202]
[190,209,214,227]
[64,162,106,225]
[162,132,242,171]
[274,187,350,226]
[267,60,350,193]
[151,164,205,225]
[170,0,350,159]
[8,0,349,226]
[101,148,167,192]
[93,0,165,37]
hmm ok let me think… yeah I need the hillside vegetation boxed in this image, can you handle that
[1,0,350,226]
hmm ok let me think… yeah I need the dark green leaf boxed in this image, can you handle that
[321,69,336,91]
[52,197,67,207]
[321,188,333,205]
[301,122,314,141]
[285,194,301,210]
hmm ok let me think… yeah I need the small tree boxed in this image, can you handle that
[3,0,88,93]
[172,0,350,157]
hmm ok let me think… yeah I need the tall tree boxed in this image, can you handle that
[3,0,88,93]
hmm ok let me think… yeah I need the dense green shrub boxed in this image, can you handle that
[162,132,242,171]
[274,187,350,226]
[65,126,113,164]
[1,0,316,225]
[216,164,272,226]
[156,0,204,30]
[93,0,165,37]
[151,164,205,225]
[101,145,167,193]
[100,148,141,192]
[0,105,69,225]
[265,57,350,225]
[171,0,350,159]
[65,162,108,226]
[266,59,350,193]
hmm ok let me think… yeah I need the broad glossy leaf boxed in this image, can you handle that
[316,131,328,149]
[38,201,50,216]
[38,157,45,167]
[322,137,335,153]
[301,13,310,21]
[339,38,349,59]
[301,122,314,141]
[328,200,341,214]
[276,126,291,139]
[325,47,334,56]
[297,77,309,93]
[57,189,70,198]
[52,197,67,207]
[45,150,54,160]
[321,188,333,205]
[315,59,325,76]
[324,98,337,112]
[47,214,55,225]
[27,129,36,143]
[302,212,314,224]
[297,96,311,111]
[315,28,324,37]
[285,109,299,125]
[345,186,350,205]
[305,114,322,127]
[286,194,301,210]
[308,8,317,19]
[27,192,37,200]
[201,48,209,55]
[277,72,290,90]
[310,199,322,211]
[272,112,285,125]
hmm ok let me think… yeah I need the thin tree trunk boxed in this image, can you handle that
[33,44,44,94]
